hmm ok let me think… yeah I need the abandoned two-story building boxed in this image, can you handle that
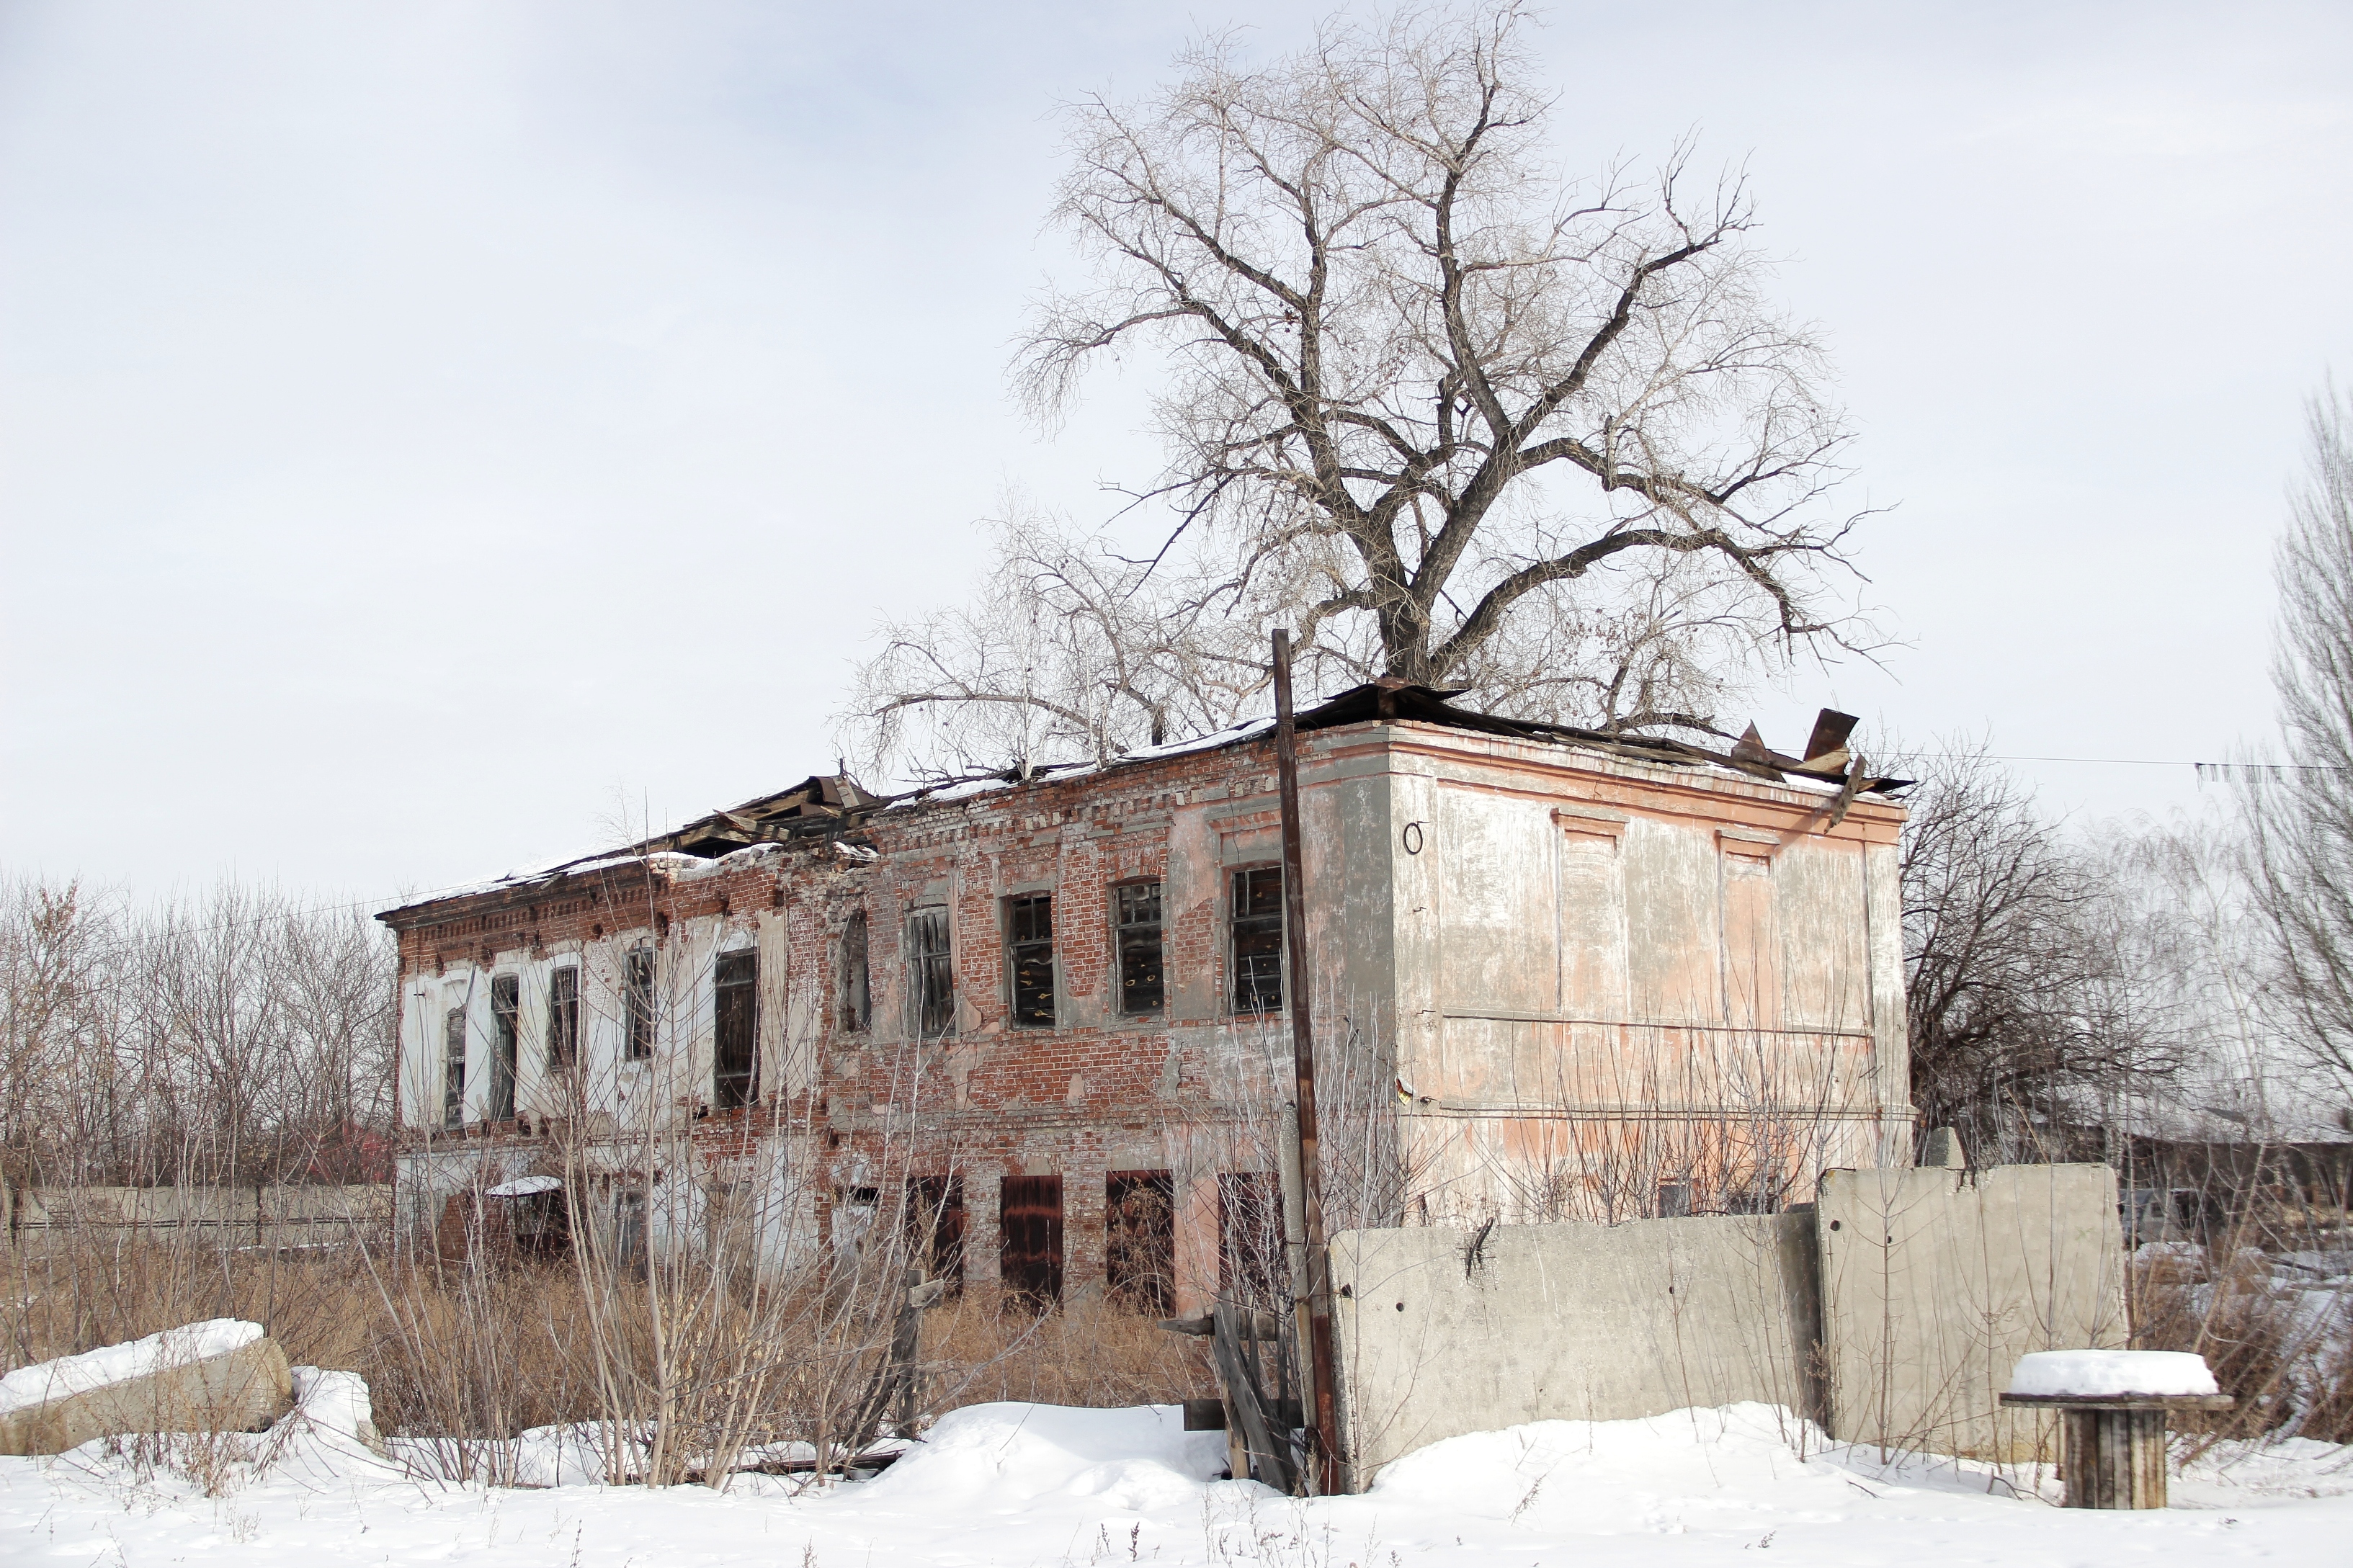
[378,682,1911,1312]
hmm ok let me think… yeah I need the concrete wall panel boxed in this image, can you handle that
[1817,1164,2128,1461]
[1331,1211,1821,1489]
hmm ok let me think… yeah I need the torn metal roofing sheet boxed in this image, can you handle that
[383,682,1907,919]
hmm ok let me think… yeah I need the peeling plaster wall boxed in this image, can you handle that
[1381,730,1907,1224]
[381,720,1907,1289]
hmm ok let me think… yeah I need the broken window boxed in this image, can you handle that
[838,910,870,1032]
[834,1186,880,1260]
[1006,892,1055,1027]
[1107,1170,1174,1314]
[547,964,579,1070]
[1115,882,1164,1015]
[999,1173,1063,1307]
[713,950,758,1110]
[907,908,953,1036]
[442,1006,467,1129]
[624,946,656,1060]
[488,975,519,1124]
[1229,866,1284,1014]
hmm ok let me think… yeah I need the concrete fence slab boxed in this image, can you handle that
[1816,1164,2127,1461]
[1330,1210,1820,1489]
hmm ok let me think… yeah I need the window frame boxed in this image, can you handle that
[1112,879,1166,1016]
[713,949,759,1110]
[1228,864,1285,1015]
[441,1005,466,1129]
[1004,891,1056,1029]
[838,909,871,1033]
[488,974,519,1124]
[547,964,580,1070]
[906,906,955,1037]
[623,946,656,1061]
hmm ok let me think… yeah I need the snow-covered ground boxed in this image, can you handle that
[4,1384,2349,1567]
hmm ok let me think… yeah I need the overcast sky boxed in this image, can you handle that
[4,1,2349,908]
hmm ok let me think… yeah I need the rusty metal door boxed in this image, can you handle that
[999,1175,1063,1305]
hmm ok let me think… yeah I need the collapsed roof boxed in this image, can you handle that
[393,681,1907,911]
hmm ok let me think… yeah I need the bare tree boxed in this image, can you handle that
[1022,7,1862,703]
[2249,384,2353,1090]
[1898,745,2177,1160]
[845,5,1878,782]
[0,877,396,1189]
[844,510,1269,781]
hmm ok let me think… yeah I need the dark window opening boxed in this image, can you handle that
[488,975,519,1124]
[1115,882,1165,1015]
[547,965,580,1070]
[506,1187,571,1259]
[839,910,870,1032]
[906,1175,966,1293]
[1656,1181,1694,1219]
[442,1006,466,1129]
[999,1173,1063,1307]
[1006,892,1055,1027]
[1107,1170,1175,1314]
[908,908,954,1036]
[624,947,656,1060]
[1219,1171,1282,1304]
[714,950,759,1110]
[612,1187,648,1276]
[1230,866,1284,1015]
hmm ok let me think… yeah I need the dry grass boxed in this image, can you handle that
[2129,1221,2353,1448]
[922,1286,1212,1411]
[1,1232,1215,1471]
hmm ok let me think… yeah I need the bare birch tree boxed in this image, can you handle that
[2249,383,2353,1090]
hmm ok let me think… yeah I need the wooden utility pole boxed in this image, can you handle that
[1272,628,1341,1492]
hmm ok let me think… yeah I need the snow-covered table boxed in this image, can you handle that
[1998,1350,2232,1509]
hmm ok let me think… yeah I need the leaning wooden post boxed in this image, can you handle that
[1272,628,1341,1493]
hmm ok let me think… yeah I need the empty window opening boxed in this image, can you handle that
[999,1174,1063,1307]
[1115,882,1165,1015]
[547,965,580,1070]
[1219,1171,1282,1305]
[488,975,519,1124]
[611,1187,648,1276]
[1230,866,1285,1015]
[1107,1170,1175,1314]
[714,950,759,1110]
[906,1175,966,1293]
[624,947,656,1060]
[839,910,871,1032]
[907,908,954,1036]
[442,1006,466,1129]
[505,1186,570,1260]
[1006,892,1055,1027]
